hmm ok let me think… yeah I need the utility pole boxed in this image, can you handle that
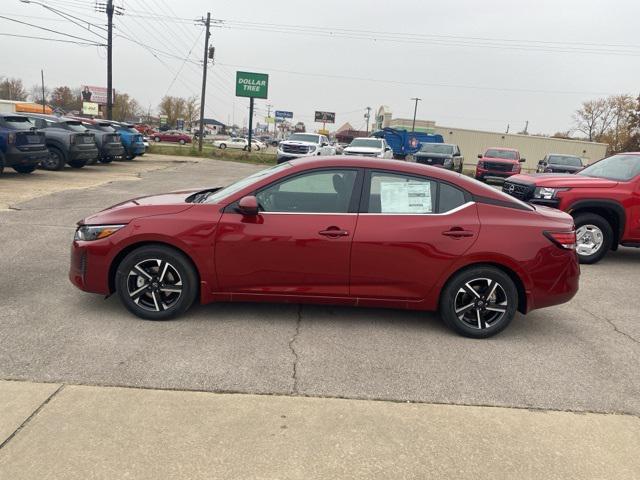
[198,12,211,152]
[523,120,529,135]
[266,103,274,136]
[106,0,114,119]
[41,69,45,113]
[365,106,371,134]
[410,97,421,133]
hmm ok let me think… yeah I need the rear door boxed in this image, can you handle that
[215,168,363,297]
[350,170,480,300]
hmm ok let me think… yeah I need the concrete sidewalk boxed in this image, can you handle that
[0,380,638,479]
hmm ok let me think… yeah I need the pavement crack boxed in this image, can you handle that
[288,305,303,394]
[578,305,639,345]
[0,384,65,451]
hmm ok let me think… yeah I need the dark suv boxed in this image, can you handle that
[0,114,49,175]
[537,154,583,174]
[503,153,640,264]
[69,117,124,163]
[17,114,98,170]
[414,143,464,172]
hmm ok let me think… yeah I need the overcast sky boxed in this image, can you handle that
[3,0,640,134]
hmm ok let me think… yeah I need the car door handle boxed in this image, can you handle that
[442,228,474,238]
[319,227,349,238]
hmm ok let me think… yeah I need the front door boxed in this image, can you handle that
[350,170,480,300]
[215,168,362,297]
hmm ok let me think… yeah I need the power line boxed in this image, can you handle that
[0,15,107,45]
[0,32,102,46]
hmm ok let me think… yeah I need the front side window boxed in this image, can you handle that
[368,172,435,214]
[256,169,357,213]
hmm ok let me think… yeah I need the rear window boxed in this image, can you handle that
[64,121,88,132]
[0,116,34,130]
[485,149,517,160]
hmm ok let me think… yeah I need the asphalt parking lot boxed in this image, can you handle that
[1,154,638,416]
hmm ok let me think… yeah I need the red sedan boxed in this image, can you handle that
[69,157,579,338]
[153,130,192,145]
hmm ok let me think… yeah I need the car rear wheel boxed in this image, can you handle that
[154,136,161,142]
[574,213,612,264]
[0,153,5,175]
[219,143,226,149]
[179,139,186,145]
[13,165,37,174]
[42,147,66,170]
[440,266,517,338]
[115,245,198,321]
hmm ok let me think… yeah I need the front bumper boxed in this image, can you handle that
[475,167,518,179]
[4,146,50,167]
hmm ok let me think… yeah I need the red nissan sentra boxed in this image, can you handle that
[70,157,579,338]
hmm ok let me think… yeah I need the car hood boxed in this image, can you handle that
[509,173,619,188]
[81,191,200,225]
[343,147,382,154]
[280,141,316,146]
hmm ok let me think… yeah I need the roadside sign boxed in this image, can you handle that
[266,116,275,124]
[159,115,168,126]
[275,110,293,119]
[315,111,335,123]
[82,102,99,116]
[176,118,185,130]
[236,71,269,99]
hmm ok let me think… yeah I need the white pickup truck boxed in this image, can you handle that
[276,133,336,164]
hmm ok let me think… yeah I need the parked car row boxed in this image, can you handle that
[0,113,146,174]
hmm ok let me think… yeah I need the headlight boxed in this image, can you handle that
[533,187,568,200]
[74,224,125,241]
[443,157,453,166]
[308,145,317,152]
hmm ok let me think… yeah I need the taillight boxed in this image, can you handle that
[544,230,576,250]
[70,134,77,145]
[7,133,16,144]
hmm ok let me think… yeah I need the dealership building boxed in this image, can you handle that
[374,106,608,171]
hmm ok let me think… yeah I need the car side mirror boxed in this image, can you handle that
[519,158,526,162]
[477,154,483,158]
[237,195,259,216]
[385,147,392,151]
[322,142,328,147]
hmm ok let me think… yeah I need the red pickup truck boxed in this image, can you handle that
[475,147,526,182]
[503,153,640,264]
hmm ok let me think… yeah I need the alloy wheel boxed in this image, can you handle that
[127,259,183,312]
[454,277,508,330]
[576,224,604,256]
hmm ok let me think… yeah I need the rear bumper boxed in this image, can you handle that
[527,250,580,312]
[69,146,99,162]
[4,146,49,167]
[125,143,146,156]
[101,143,125,158]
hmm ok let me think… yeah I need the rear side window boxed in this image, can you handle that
[439,183,467,212]
[368,172,435,214]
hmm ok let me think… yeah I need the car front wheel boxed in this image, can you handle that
[115,245,198,321]
[574,213,612,264]
[219,143,226,149]
[440,266,517,338]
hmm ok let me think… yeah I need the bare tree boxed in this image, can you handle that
[573,98,614,141]
[29,83,50,105]
[113,92,142,122]
[0,77,28,101]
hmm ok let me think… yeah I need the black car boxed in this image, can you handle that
[536,154,583,174]
[0,114,49,174]
[414,143,464,173]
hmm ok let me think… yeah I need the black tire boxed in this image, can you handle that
[115,245,198,321]
[219,143,226,149]
[243,145,248,151]
[42,147,66,170]
[68,159,87,168]
[440,266,518,338]
[99,156,113,164]
[13,165,37,174]
[0,152,5,175]
[574,213,613,265]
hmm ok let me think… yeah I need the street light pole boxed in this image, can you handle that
[410,97,421,133]
[365,106,371,134]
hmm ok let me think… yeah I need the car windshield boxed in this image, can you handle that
[204,163,293,204]
[287,134,320,143]
[420,144,454,154]
[64,121,87,132]
[485,149,517,160]
[349,139,382,148]
[1,116,34,130]
[548,155,582,166]
[578,154,640,181]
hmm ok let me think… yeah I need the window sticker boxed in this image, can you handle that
[380,181,432,213]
